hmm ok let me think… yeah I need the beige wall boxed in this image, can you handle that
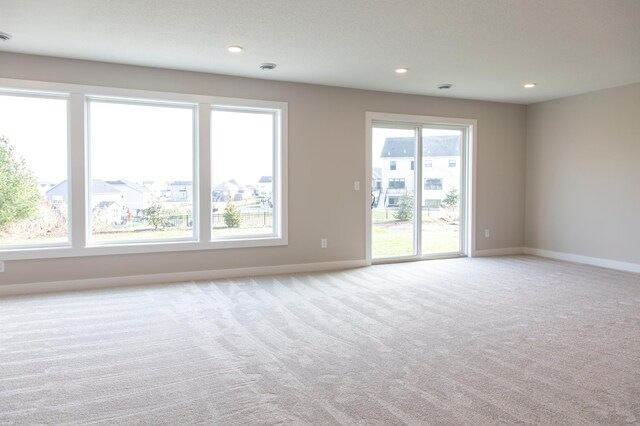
[0,52,526,287]
[525,82,640,263]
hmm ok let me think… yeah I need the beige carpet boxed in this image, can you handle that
[1,255,639,425]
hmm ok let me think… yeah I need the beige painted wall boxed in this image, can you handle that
[526,82,640,263]
[0,53,526,287]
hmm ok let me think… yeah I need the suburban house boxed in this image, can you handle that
[378,136,460,208]
[166,181,193,202]
[1,1,639,425]
[105,180,153,213]
[93,200,122,225]
[257,176,272,197]
[46,179,122,209]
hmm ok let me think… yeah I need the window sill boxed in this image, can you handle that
[0,236,287,261]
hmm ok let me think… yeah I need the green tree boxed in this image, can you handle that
[394,193,414,222]
[142,199,168,230]
[441,187,459,210]
[223,200,241,228]
[0,136,41,228]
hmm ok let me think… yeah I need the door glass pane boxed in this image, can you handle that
[88,100,195,243]
[421,128,462,254]
[372,127,416,258]
[0,93,69,247]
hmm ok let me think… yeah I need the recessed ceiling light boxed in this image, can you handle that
[395,68,408,74]
[228,45,243,53]
[524,83,537,88]
[0,32,12,42]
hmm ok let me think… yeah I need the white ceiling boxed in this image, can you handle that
[0,0,639,104]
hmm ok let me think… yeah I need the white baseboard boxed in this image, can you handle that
[524,247,640,274]
[0,259,367,297]
[473,247,525,257]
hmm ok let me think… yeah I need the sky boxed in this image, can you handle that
[0,94,67,183]
[0,93,274,187]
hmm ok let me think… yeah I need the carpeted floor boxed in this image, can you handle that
[1,255,639,425]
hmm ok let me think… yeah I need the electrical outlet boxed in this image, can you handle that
[354,181,360,191]
[0,260,4,273]
[484,229,490,238]
[320,238,328,249]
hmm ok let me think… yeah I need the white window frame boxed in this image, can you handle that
[85,95,200,246]
[210,100,285,243]
[365,112,477,264]
[0,87,72,250]
[0,78,288,260]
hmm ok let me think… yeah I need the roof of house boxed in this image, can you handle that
[47,179,120,195]
[106,179,150,193]
[94,200,120,209]
[91,180,121,194]
[380,136,460,158]
[167,181,192,186]
[258,176,273,183]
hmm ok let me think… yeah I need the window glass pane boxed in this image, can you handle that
[211,109,276,238]
[88,100,195,243]
[422,128,462,254]
[0,93,69,247]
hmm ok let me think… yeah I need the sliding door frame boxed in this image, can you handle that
[365,112,477,265]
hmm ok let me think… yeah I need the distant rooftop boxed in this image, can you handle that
[106,179,150,193]
[47,179,120,195]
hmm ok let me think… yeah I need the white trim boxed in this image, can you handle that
[474,247,525,257]
[365,112,477,262]
[524,248,640,274]
[0,260,367,297]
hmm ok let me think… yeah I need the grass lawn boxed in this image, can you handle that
[372,221,459,259]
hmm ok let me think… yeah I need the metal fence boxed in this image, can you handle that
[163,212,273,228]
[212,212,273,228]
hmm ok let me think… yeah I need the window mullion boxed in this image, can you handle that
[70,93,87,249]
[198,103,211,242]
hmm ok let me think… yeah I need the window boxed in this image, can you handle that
[425,160,432,167]
[424,199,441,208]
[390,160,396,170]
[87,98,195,244]
[449,159,456,167]
[410,160,414,170]
[0,92,69,248]
[0,80,287,260]
[424,178,443,190]
[211,107,280,238]
[388,178,405,189]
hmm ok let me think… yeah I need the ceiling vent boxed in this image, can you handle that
[260,63,277,70]
[438,83,453,90]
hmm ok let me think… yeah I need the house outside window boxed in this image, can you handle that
[390,160,396,170]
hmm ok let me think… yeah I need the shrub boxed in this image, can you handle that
[223,200,241,228]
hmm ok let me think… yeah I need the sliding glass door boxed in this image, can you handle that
[370,121,467,261]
